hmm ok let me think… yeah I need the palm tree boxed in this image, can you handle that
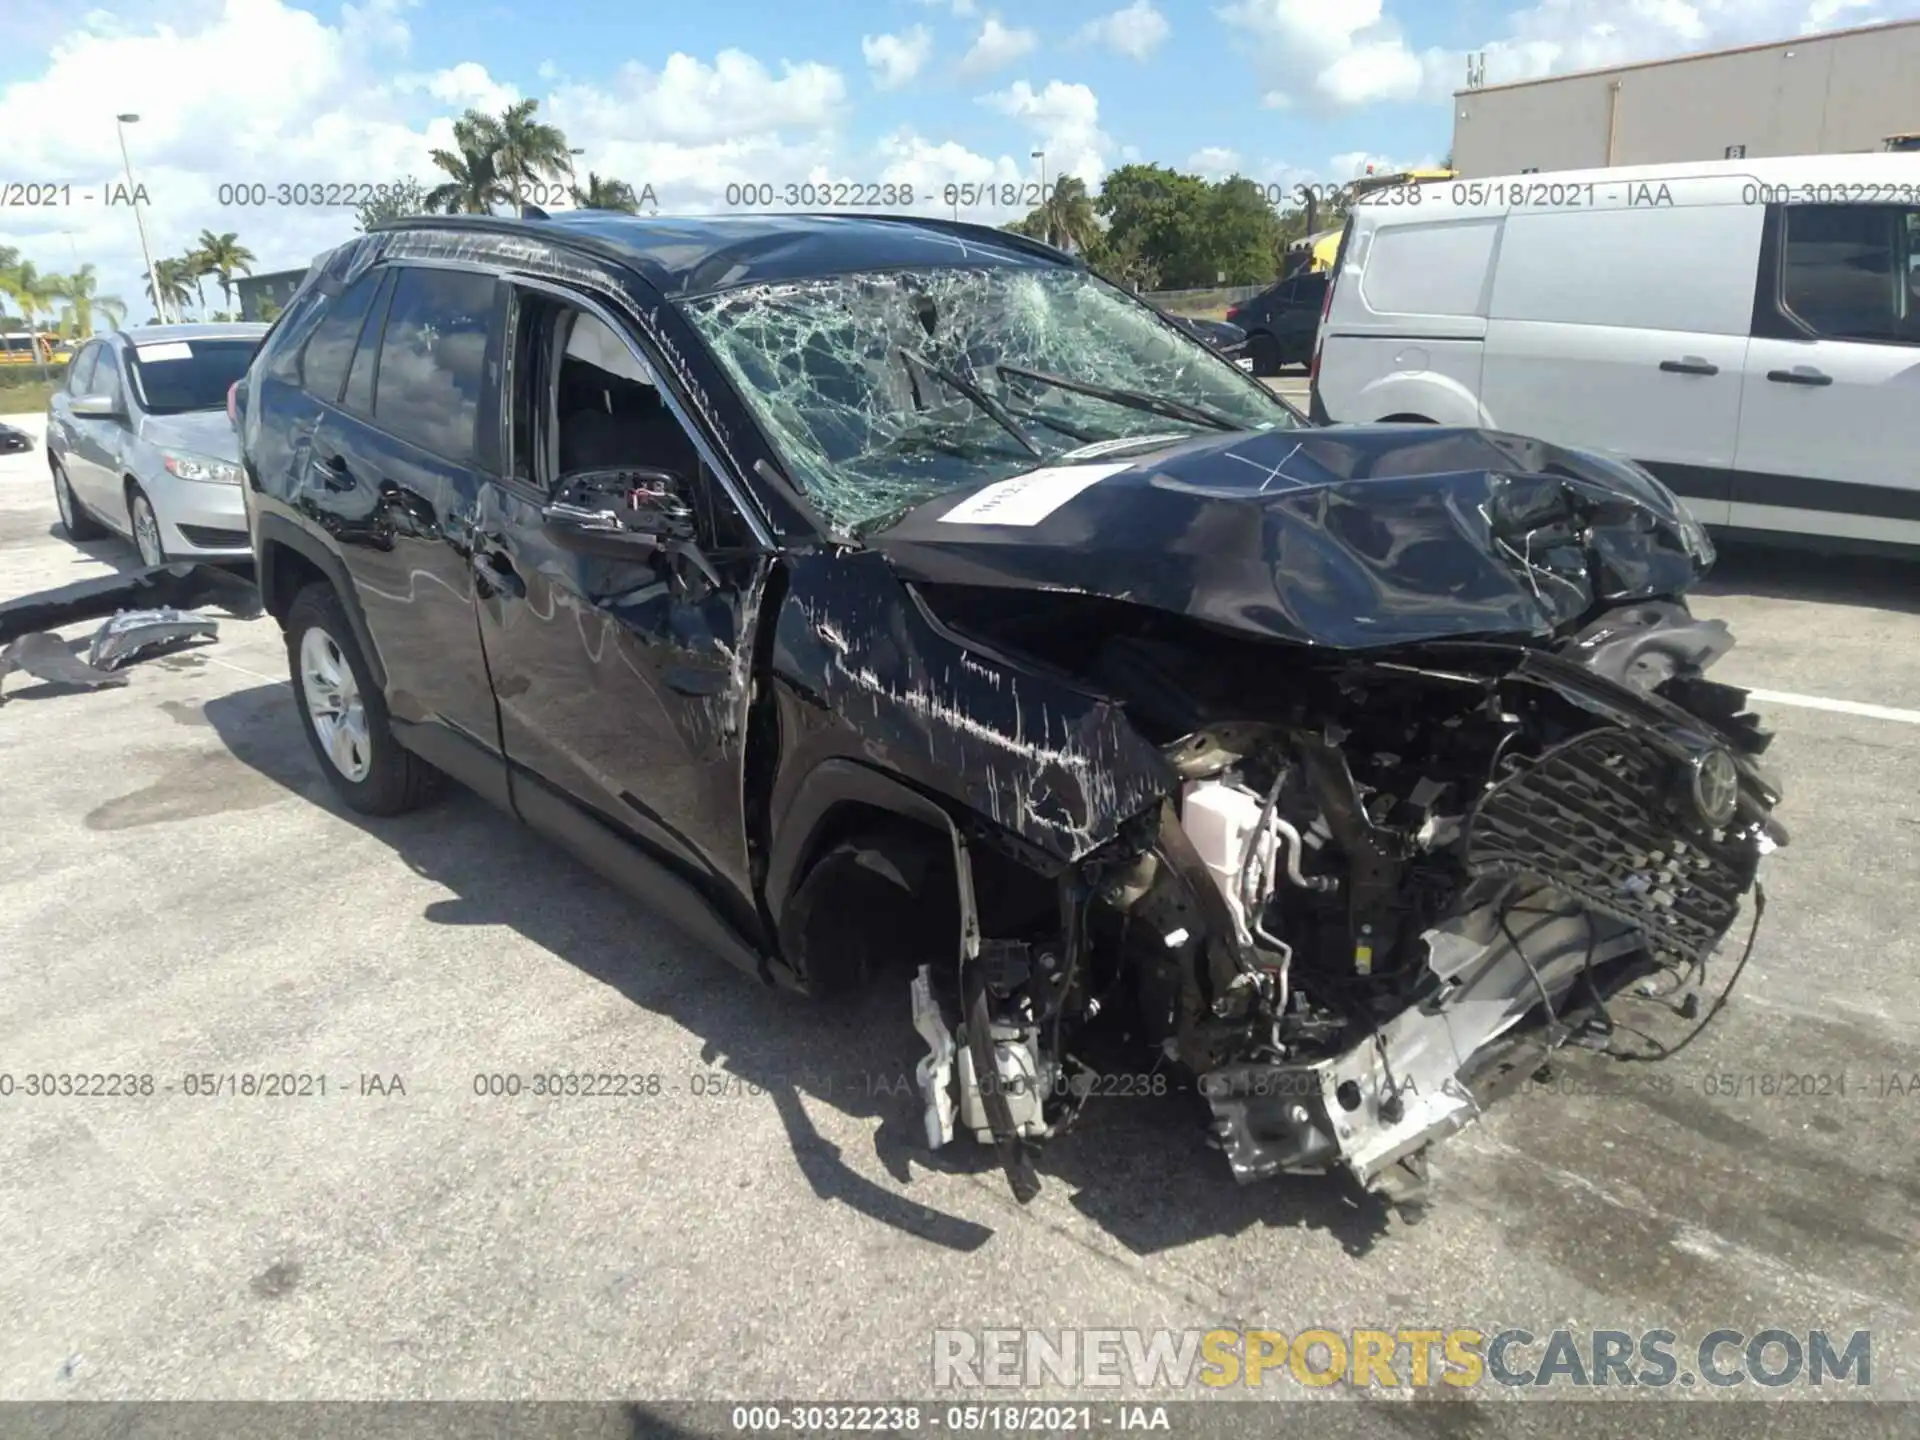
[0,245,18,324]
[145,259,193,321]
[1039,176,1099,253]
[567,171,639,212]
[50,264,124,338]
[427,113,510,214]
[482,99,574,208]
[0,259,62,377]
[194,231,256,311]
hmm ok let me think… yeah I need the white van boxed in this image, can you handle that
[1309,154,1920,551]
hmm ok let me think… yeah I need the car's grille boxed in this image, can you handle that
[177,524,249,550]
[1464,726,1758,963]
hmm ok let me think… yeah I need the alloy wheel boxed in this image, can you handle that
[131,493,165,567]
[299,626,373,783]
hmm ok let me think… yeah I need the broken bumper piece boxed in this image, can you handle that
[0,562,259,647]
[1202,901,1649,1201]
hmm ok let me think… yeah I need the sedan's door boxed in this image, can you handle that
[473,287,774,943]
[1731,202,1920,546]
[67,344,136,521]
[47,342,100,501]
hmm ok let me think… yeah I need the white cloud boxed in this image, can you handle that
[1220,0,1904,110]
[979,79,1112,187]
[549,50,846,147]
[398,61,520,113]
[958,17,1038,77]
[1187,146,1242,177]
[1077,1,1171,60]
[862,27,934,90]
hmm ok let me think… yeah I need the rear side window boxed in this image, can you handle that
[342,271,394,415]
[1779,203,1920,345]
[371,267,499,466]
[66,343,98,396]
[300,271,381,402]
[1492,205,1762,335]
[1296,274,1327,306]
[1360,218,1499,317]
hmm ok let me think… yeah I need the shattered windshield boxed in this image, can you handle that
[682,265,1299,532]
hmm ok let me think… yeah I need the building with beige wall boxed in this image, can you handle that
[1450,18,1920,178]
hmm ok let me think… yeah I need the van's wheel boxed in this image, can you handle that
[52,460,106,540]
[127,483,167,566]
[285,582,442,815]
[1247,332,1282,377]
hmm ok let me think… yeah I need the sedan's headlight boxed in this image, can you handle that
[162,449,242,485]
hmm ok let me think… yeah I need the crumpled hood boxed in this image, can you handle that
[868,425,1714,648]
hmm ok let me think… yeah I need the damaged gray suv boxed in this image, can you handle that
[235,212,1785,1209]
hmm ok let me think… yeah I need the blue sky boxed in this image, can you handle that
[1,0,1916,322]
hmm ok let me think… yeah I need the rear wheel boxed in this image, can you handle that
[127,484,167,566]
[285,583,441,815]
[1247,331,1282,377]
[52,460,107,541]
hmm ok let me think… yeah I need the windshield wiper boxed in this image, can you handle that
[899,349,1042,458]
[995,363,1242,432]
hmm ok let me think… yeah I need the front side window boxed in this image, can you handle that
[127,338,258,415]
[66,343,98,396]
[93,347,125,409]
[682,264,1299,532]
[372,267,498,465]
[1781,203,1920,344]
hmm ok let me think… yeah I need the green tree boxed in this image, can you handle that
[0,246,18,323]
[50,264,125,337]
[1200,176,1285,285]
[454,100,574,210]
[567,170,639,212]
[1095,163,1215,289]
[193,231,256,312]
[1,259,63,377]
[355,176,430,231]
[427,113,510,214]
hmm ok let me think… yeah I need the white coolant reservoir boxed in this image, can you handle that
[1180,780,1274,941]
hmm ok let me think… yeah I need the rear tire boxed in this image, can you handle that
[52,460,107,541]
[285,582,441,816]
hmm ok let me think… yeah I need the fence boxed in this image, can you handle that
[1141,284,1269,317]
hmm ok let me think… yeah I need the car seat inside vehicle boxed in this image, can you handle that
[555,312,701,479]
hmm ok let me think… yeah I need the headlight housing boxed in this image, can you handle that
[162,449,241,485]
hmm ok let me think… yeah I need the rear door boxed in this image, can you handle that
[1732,201,1920,546]
[472,283,774,943]
[1278,271,1326,363]
[69,344,136,523]
[1478,203,1759,526]
[297,262,511,796]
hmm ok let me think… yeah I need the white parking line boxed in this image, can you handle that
[1744,688,1920,727]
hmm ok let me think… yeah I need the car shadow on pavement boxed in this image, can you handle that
[1697,540,1920,614]
[202,681,1395,1261]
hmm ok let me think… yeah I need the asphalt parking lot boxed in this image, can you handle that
[1,407,1917,1414]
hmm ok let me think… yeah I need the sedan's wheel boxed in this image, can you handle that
[128,485,166,566]
[53,461,107,541]
[285,582,441,815]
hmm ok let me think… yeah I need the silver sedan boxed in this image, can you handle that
[45,322,267,565]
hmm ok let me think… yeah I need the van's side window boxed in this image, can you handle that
[1780,204,1920,346]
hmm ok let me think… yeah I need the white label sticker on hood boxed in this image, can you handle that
[937,462,1133,526]
[135,341,193,362]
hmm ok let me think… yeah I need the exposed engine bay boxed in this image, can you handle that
[906,596,1786,1209]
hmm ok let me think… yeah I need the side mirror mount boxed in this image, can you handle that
[69,393,123,420]
[542,467,698,557]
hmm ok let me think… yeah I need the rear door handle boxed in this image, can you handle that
[1767,367,1832,386]
[1659,358,1719,376]
[313,451,356,490]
